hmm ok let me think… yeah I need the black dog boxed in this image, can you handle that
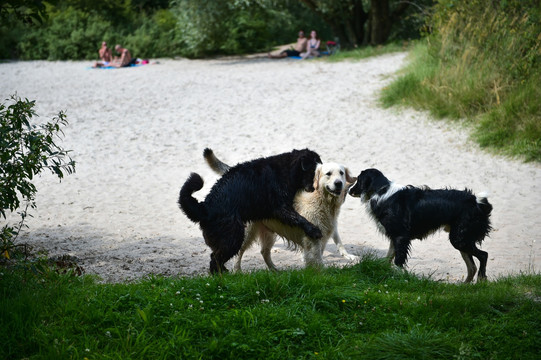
[179,148,322,274]
[349,168,492,283]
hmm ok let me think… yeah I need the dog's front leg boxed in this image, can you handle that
[274,206,322,239]
[386,241,395,262]
[302,237,324,267]
[331,229,359,261]
[392,236,411,267]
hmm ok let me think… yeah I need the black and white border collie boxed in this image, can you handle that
[349,168,493,283]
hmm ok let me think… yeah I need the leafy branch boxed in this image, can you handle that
[1,95,75,257]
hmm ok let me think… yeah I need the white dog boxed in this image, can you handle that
[204,149,359,271]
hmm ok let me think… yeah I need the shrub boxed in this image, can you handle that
[0,95,75,257]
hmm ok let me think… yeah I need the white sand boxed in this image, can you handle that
[1,53,539,282]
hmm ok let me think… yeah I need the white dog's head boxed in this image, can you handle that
[313,162,357,197]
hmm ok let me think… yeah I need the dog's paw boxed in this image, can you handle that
[306,226,323,239]
[344,254,360,262]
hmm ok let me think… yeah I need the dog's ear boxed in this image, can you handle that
[345,168,357,187]
[313,165,322,190]
[301,157,311,172]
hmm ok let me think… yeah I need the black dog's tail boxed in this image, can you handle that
[203,148,231,175]
[178,173,207,223]
[475,192,493,216]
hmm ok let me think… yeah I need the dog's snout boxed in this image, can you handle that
[334,180,343,191]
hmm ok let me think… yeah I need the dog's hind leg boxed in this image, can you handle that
[259,230,278,272]
[472,246,488,281]
[450,231,488,282]
[234,223,257,272]
[206,220,246,275]
[460,251,477,283]
[449,223,488,282]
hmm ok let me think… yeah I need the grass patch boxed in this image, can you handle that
[325,41,409,62]
[380,1,541,162]
[1,255,540,359]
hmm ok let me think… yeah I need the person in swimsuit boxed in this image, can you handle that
[93,41,112,68]
[109,44,133,68]
[268,30,308,59]
[300,30,320,60]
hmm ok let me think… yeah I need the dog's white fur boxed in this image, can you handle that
[203,150,359,271]
[239,162,359,271]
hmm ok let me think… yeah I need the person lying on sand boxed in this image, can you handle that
[268,30,307,59]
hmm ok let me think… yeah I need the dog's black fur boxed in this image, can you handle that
[349,168,493,282]
[179,148,322,274]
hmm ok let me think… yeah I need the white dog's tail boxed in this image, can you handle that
[204,148,231,175]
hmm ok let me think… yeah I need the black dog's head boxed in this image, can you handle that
[349,168,391,202]
[291,149,322,192]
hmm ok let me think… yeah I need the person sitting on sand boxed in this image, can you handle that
[109,44,133,68]
[99,41,112,63]
[268,30,307,59]
[300,30,320,60]
[93,41,112,68]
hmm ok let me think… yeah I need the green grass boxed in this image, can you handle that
[2,255,540,359]
[325,41,409,62]
[380,41,541,162]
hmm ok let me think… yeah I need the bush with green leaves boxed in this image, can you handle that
[0,95,75,256]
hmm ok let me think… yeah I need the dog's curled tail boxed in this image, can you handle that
[178,173,207,223]
[204,148,231,176]
[476,192,493,216]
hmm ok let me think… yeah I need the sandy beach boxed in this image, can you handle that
[1,53,540,283]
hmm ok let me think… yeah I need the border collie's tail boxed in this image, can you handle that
[178,173,207,223]
[204,148,231,176]
[476,192,493,216]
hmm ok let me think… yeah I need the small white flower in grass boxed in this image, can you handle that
[200,300,204,304]
[220,295,224,299]
[85,349,90,352]
[175,291,181,295]
[206,283,210,287]
[170,303,173,307]
[105,331,111,338]
[256,291,260,296]
[188,304,193,309]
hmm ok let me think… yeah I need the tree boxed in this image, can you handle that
[1,95,75,257]
[0,0,48,24]
[368,0,410,45]
[298,0,428,47]
[298,0,368,47]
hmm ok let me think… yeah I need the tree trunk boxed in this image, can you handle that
[370,0,411,45]
[369,0,391,45]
